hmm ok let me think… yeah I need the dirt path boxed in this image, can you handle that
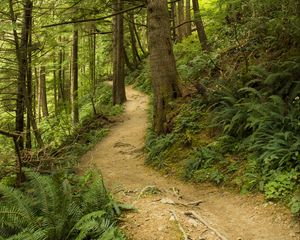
[81,85,300,240]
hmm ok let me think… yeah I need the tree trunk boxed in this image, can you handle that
[185,0,192,36]
[39,66,49,117]
[177,0,185,42]
[58,41,65,106]
[124,48,134,71]
[53,54,58,115]
[133,21,146,56]
[147,0,181,135]
[192,0,210,51]
[25,18,32,149]
[170,1,177,41]
[112,0,126,105]
[88,23,97,115]
[128,13,140,67]
[9,0,32,184]
[71,26,79,124]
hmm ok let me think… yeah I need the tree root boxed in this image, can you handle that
[170,210,191,240]
[185,211,228,240]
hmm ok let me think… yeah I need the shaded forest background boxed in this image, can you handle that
[0,0,299,238]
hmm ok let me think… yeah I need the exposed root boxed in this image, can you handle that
[185,211,228,240]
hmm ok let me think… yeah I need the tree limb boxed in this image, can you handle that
[0,129,21,138]
[42,4,145,28]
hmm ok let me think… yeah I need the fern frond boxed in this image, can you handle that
[0,184,34,226]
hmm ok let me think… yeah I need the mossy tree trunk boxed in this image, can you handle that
[112,0,126,105]
[71,26,79,125]
[147,0,181,135]
[192,0,210,51]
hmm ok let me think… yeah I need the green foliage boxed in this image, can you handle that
[264,170,299,201]
[0,170,125,240]
[290,187,300,216]
[126,62,151,94]
[173,98,206,134]
[145,130,176,167]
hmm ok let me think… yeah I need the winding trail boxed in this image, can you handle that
[81,85,300,240]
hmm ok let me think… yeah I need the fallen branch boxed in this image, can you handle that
[170,210,190,240]
[185,211,228,240]
[137,185,161,199]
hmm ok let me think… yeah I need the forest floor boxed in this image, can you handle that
[80,85,300,240]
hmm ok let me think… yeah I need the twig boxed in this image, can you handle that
[185,211,228,240]
[137,185,161,199]
[170,210,190,240]
[172,199,203,207]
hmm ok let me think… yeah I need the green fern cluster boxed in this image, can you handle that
[0,171,126,240]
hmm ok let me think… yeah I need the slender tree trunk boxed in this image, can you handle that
[147,0,181,135]
[170,1,177,41]
[9,0,32,184]
[25,21,32,149]
[128,13,140,67]
[192,0,210,51]
[71,26,79,124]
[124,48,134,71]
[39,66,49,117]
[88,23,97,115]
[58,39,65,107]
[25,9,43,148]
[185,0,192,36]
[133,19,146,56]
[177,0,185,42]
[35,67,41,121]
[52,54,58,115]
[112,0,126,105]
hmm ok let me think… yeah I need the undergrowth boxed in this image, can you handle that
[0,170,127,240]
[132,0,300,216]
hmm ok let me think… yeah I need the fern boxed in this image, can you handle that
[0,170,125,240]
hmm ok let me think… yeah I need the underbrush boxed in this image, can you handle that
[0,170,127,240]
[0,83,123,183]
[132,1,300,216]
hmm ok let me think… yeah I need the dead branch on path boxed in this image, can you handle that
[185,211,228,240]
[170,210,191,240]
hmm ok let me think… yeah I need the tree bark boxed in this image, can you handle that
[88,22,97,115]
[25,10,32,149]
[39,66,49,117]
[53,54,58,115]
[128,13,140,67]
[177,0,185,42]
[170,1,177,41]
[71,26,79,124]
[9,0,32,184]
[185,0,192,36]
[112,0,126,105]
[147,0,181,135]
[192,0,210,51]
[58,36,66,109]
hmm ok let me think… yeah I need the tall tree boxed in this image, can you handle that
[185,0,192,37]
[128,13,141,68]
[39,66,49,117]
[192,0,210,51]
[71,26,79,124]
[112,0,126,105]
[88,22,97,115]
[177,0,185,42]
[9,0,32,183]
[147,0,181,135]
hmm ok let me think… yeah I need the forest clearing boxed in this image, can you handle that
[0,0,300,239]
